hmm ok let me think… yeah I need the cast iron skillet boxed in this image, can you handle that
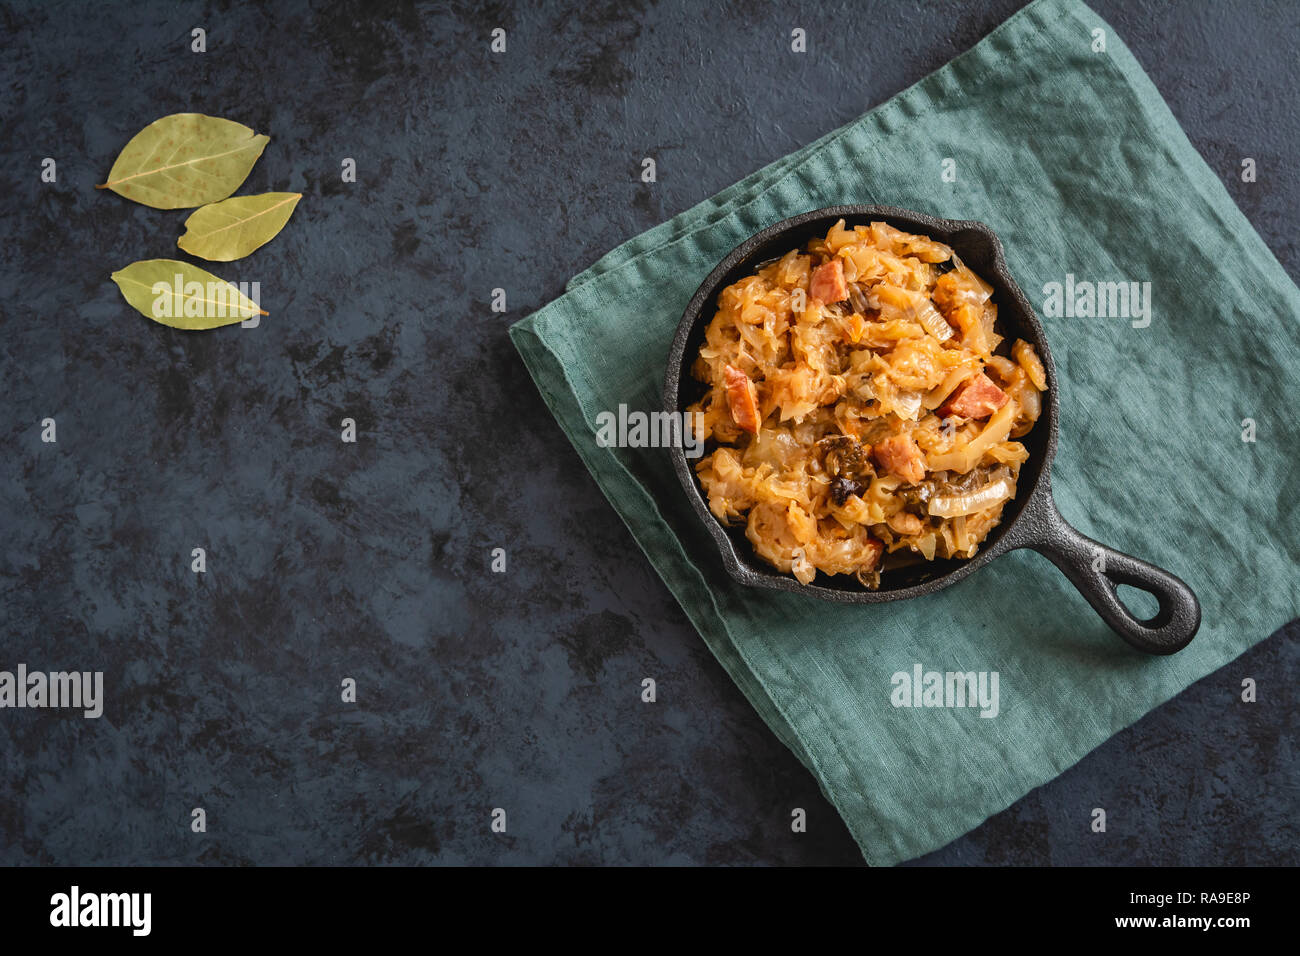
[664,205,1201,655]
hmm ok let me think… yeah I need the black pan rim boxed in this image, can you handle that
[663,204,1061,604]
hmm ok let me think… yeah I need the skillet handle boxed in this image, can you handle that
[1012,498,1201,655]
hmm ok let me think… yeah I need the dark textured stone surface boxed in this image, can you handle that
[0,0,1295,865]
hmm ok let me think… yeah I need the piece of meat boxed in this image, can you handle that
[937,372,1009,420]
[810,258,848,304]
[862,537,885,569]
[873,434,927,484]
[722,364,761,434]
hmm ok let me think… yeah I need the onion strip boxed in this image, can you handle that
[928,477,1015,518]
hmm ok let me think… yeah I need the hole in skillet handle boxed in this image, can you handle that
[1115,583,1160,621]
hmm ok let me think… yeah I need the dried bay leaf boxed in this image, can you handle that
[177,192,302,261]
[97,113,269,209]
[110,259,267,330]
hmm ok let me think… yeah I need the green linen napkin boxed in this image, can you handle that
[509,0,1300,865]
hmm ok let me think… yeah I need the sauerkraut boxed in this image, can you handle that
[688,219,1047,588]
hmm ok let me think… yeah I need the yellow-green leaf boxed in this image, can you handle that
[110,259,267,330]
[97,113,269,209]
[177,192,302,261]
